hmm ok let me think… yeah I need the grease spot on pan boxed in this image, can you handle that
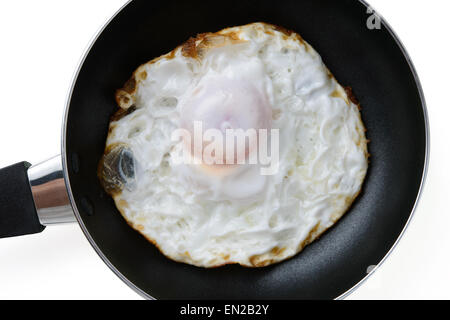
[71,153,80,174]
[80,196,94,216]
[366,265,377,274]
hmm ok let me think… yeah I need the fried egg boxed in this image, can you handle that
[99,23,369,268]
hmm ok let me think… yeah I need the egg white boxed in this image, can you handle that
[101,23,369,268]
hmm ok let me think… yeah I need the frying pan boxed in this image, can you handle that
[0,0,428,299]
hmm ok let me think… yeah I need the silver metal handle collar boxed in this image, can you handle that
[27,155,76,226]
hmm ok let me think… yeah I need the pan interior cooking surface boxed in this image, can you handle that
[64,0,427,299]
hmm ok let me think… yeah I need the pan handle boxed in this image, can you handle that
[0,156,76,239]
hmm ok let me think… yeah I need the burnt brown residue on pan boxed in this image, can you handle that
[344,86,360,106]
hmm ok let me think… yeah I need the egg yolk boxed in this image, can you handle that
[180,77,272,174]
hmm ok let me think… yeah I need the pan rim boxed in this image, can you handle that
[61,0,153,300]
[336,0,430,300]
[61,0,430,300]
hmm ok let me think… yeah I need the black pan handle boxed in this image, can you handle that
[0,162,45,238]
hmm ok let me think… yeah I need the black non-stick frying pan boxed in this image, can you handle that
[0,0,428,299]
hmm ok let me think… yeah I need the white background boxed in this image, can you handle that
[0,0,447,300]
